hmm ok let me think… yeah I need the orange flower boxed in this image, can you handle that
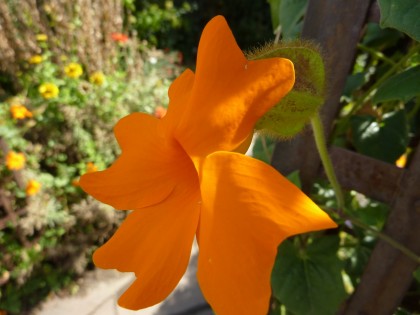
[10,104,33,119]
[26,179,41,196]
[86,162,98,173]
[111,33,129,43]
[80,16,336,315]
[5,151,25,170]
[153,106,167,119]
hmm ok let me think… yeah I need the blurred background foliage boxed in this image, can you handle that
[123,0,273,64]
[0,0,419,314]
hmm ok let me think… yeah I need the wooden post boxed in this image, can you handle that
[271,0,373,192]
[339,145,420,314]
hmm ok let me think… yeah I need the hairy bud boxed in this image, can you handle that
[248,41,326,138]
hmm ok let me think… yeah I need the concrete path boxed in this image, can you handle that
[33,242,213,315]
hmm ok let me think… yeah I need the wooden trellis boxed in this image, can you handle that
[271,1,420,314]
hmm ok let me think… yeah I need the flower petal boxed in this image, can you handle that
[174,16,295,159]
[162,68,195,135]
[197,152,336,315]
[80,113,197,210]
[94,184,201,309]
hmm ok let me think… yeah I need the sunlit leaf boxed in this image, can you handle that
[272,236,346,315]
[351,110,409,163]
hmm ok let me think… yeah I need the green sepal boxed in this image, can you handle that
[248,42,326,138]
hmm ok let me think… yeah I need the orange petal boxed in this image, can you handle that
[173,16,295,159]
[80,113,197,210]
[161,68,195,136]
[197,152,336,315]
[94,184,201,310]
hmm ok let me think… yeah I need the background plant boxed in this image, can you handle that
[0,1,181,313]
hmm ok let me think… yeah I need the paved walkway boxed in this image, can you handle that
[33,242,213,315]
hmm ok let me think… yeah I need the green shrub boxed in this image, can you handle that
[0,17,181,315]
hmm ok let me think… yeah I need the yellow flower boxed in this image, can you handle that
[26,179,42,196]
[80,16,336,315]
[89,71,105,85]
[39,83,59,99]
[396,153,407,168]
[86,162,98,173]
[29,55,43,64]
[64,62,83,79]
[6,151,25,170]
[36,34,48,41]
[10,104,33,119]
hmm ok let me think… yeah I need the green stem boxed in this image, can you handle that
[407,97,420,122]
[357,43,396,66]
[312,114,420,263]
[347,215,420,264]
[260,135,272,162]
[311,113,345,210]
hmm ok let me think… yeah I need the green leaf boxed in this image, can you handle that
[252,134,275,164]
[287,170,302,189]
[268,0,281,32]
[269,0,308,39]
[362,23,404,50]
[377,0,420,41]
[373,66,420,103]
[351,110,409,163]
[414,267,420,284]
[272,236,347,315]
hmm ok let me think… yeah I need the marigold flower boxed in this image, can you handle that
[29,55,43,64]
[111,32,129,43]
[89,71,105,85]
[39,83,59,99]
[80,16,336,315]
[36,34,48,41]
[10,104,33,119]
[154,106,167,119]
[86,162,98,173]
[26,179,42,196]
[64,62,83,79]
[72,179,80,187]
[5,151,25,170]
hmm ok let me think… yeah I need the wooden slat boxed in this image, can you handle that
[328,146,405,204]
[340,143,420,315]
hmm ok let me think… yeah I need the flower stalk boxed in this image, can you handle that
[311,113,345,210]
[311,112,420,263]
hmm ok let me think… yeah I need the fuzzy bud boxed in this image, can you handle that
[248,41,326,138]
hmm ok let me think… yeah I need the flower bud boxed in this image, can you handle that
[248,41,326,138]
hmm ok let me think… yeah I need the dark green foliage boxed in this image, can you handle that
[271,236,347,315]
[350,110,409,164]
[126,0,273,64]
